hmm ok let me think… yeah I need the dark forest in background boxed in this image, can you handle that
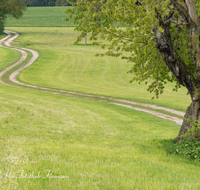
[25,0,76,6]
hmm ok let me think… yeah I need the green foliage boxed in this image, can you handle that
[166,120,200,161]
[0,0,26,34]
[0,19,4,34]
[65,0,200,98]
[55,0,75,6]
[166,138,200,161]
[25,0,56,7]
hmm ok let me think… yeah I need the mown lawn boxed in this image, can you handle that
[0,69,199,189]
[0,29,199,190]
[0,6,197,189]
[6,26,191,112]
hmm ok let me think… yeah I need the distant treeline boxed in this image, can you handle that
[25,0,76,6]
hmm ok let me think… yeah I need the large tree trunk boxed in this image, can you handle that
[176,103,193,141]
[177,98,200,141]
[152,1,200,140]
[152,25,200,141]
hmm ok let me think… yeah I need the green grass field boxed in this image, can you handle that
[0,6,198,189]
[7,26,191,112]
[1,78,199,189]
[6,6,75,27]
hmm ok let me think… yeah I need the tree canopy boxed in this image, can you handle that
[55,0,73,6]
[25,0,56,7]
[0,0,26,34]
[25,0,75,6]
[66,0,200,138]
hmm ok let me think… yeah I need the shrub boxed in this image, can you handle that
[166,120,200,161]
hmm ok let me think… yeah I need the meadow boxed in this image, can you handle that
[0,6,199,189]
[6,6,75,27]
[7,26,191,111]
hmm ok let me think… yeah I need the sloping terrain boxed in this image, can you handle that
[0,30,184,125]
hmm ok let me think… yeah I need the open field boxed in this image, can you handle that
[4,6,191,110]
[5,6,74,27]
[7,27,191,112]
[0,62,199,189]
[1,79,199,189]
[0,6,198,189]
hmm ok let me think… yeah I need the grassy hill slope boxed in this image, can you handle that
[7,26,190,111]
[0,6,198,189]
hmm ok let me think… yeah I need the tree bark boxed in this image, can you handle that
[152,0,200,140]
[176,103,193,141]
[176,100,200,141]
[152,25,200,141]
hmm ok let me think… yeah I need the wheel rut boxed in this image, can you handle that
[0,30,184,126]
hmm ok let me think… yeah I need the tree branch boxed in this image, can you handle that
[185,0,200,74]
[152,26,197,98]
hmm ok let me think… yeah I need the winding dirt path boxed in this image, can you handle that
[0,30,185,125]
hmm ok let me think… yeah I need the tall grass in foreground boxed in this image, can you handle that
[7,26,190,112]
[0,48,200,188]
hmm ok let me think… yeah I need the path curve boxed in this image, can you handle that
[0,30,185,125]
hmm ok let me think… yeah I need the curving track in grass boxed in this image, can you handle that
[0,30,184,125]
